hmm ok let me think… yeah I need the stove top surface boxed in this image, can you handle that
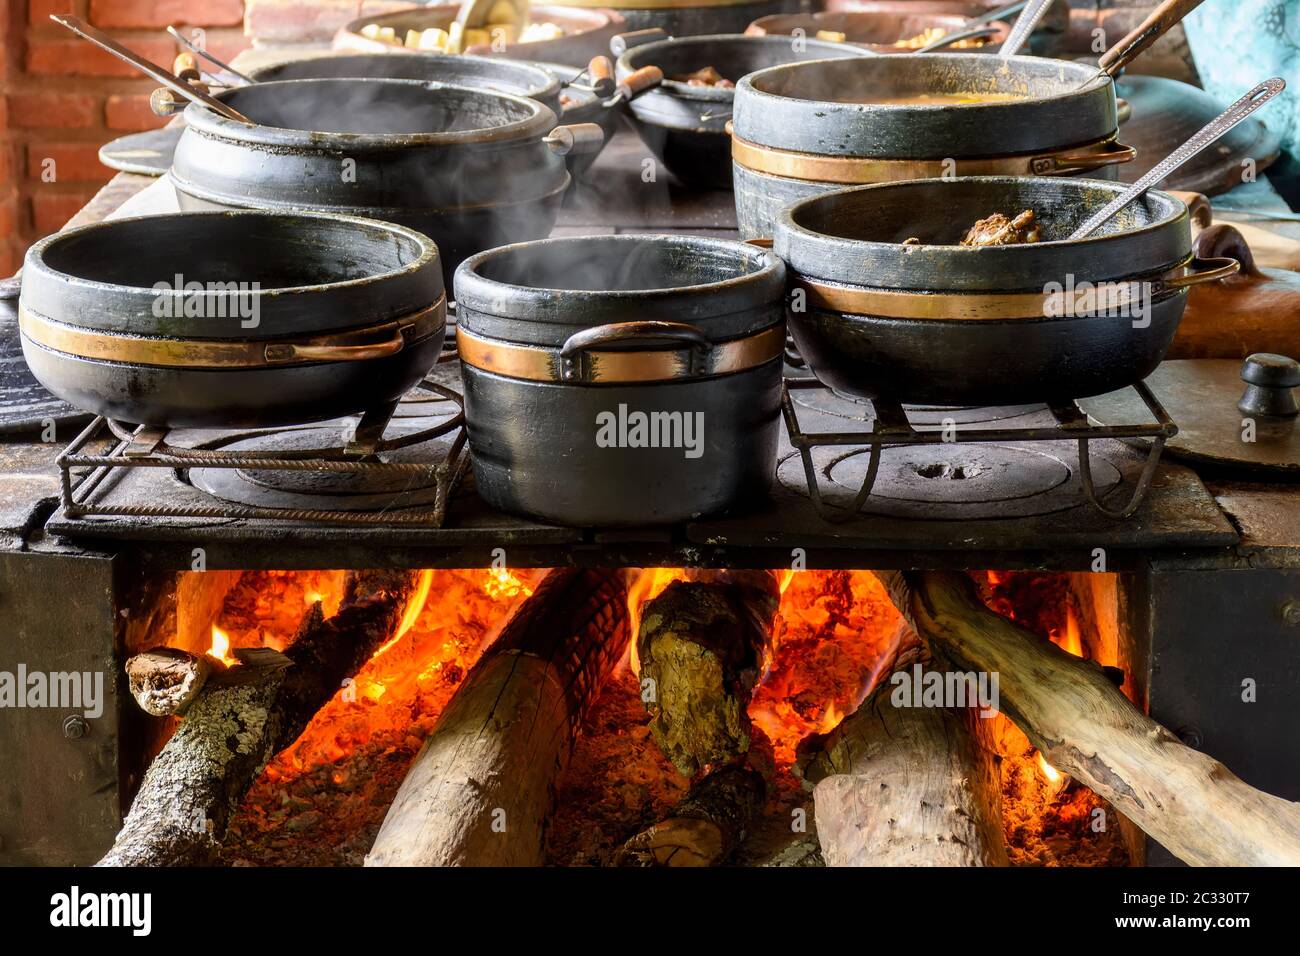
[41,361,1237,565]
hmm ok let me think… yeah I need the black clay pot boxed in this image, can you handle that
[454,234,787,526]
[596,0,799,38]
[774,177,1238,407]
[169,79,581,284]
[248,54,616,178]
[616,33,867,188]
[19,211,445,427]
[732,54,1134,239]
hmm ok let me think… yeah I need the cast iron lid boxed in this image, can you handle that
[455,234,787,345]
[775,176,1191,292]
[181,79,558,148]
[20,210,442,338]
[732,53,1117,157]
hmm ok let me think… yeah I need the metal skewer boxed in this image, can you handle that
[50,14,254,124]
[166,26,255,86]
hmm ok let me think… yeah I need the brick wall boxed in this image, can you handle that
[0,0,250,274]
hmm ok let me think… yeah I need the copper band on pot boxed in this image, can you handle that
[796,257,1224,321]
[457,323,785,383]
[730,131,1136,184]
[18,298,446,368]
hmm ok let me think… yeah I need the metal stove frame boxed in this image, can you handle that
[55,380,468,527]
[782,377,1179,522]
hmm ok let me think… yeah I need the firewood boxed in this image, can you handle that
[125,647,213,716]
[797,626,1008,867]
[637,570,781,776]
[875,570,1300,867]
[615,763,766,867]
[365,569,630,867]
[97,569,422,867]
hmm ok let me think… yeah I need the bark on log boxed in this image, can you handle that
[98,569,421,867]
[637,570,781,776]
[876,569,1300,867]
[797,628,1008,867]
[365,568,630,867]
[616,764,766,867]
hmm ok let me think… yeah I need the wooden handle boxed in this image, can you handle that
[587,55,615,96]
[172,52,200,82]
[1098,0,1209,77]
[617,65,663,100]
[1192,223,1263,278]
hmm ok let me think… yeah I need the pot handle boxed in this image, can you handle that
[609,65,663,105]
[560,320,710,358]
[1042,140,1137,174]
[0,273,20,301]
[610,28,668,57]
[264,326,407,363]
[1116,97,1132,125]
[1162,256,1241,290]
[544,123,606,156]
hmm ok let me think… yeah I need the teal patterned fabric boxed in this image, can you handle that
[1183,0,1300,159]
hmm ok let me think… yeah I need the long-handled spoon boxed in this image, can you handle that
[997,0,1055,57]
[1070,77,1286,239]
[50,14,253,124]
[166,26,255,86]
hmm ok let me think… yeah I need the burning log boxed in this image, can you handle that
[876,570,1300,867]
[637,570,781,776]
[365,569,629,867]
[611,571,781,866]
[98,569,422,867]
[126,647,213,716]
[616,763,766,867]
[797,628,1008,867]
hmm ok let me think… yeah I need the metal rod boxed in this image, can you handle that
[998,0,1053,57]
[50,14,254,124]
[166,25,256,85]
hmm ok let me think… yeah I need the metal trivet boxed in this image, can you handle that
[782,378,1177,522]
[56,380,468,526]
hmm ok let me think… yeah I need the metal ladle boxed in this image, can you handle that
[50,14,254,124]
[997,0,1054,57]
[1071,77,1286,239]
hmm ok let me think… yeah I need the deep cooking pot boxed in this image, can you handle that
[732,54,1136,239]
[246,53,618,178]
[454,235,787,525]
[774,177,1239,406]
[19,211,446,427]
[556,0,798,38]
[615,32,868,188]
[169,79,592,284]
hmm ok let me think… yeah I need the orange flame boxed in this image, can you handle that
[207,625,238,666]
[1036,751,1063,783]
[624,568,690,674]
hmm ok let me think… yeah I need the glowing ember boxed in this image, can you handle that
[207,625,238,666]
[750,570,903,761]
[484,567,532,601]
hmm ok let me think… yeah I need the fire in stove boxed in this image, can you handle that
[100,563,1287,869]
